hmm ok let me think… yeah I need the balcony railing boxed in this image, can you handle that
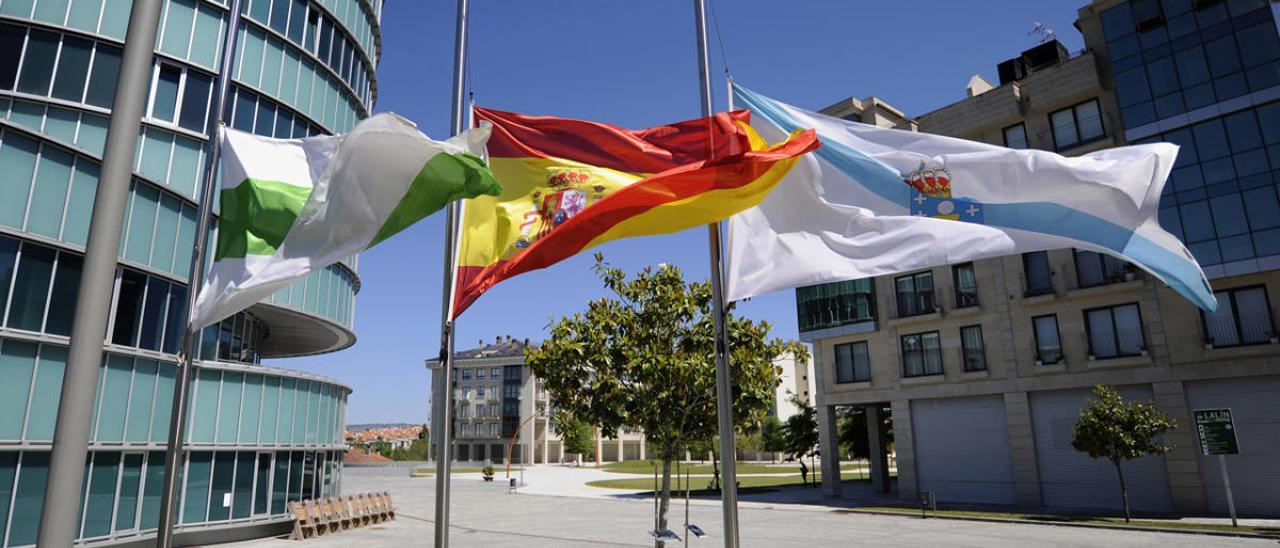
[1035,344,1063,365]
[1206,314,1277,347]
[962,348,986,371]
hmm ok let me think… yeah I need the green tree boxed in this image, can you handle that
[838,405,894,462]
[418,424,429,440]
[1071,384,1176,523]
[760,416,786,463]
[526,256,806,546]
[554,411,596,462]
[782,395,819,486]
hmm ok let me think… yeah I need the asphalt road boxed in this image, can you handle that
[221,468,1276,547]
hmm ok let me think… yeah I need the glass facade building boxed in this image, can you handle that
[0,0,379,544]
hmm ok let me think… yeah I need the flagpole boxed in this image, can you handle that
[153,1,245,545]
[34,1,165,546]
[692,1,740,547]
[435,0,470,546]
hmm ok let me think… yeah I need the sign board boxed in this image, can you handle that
[1193,408,1239,456]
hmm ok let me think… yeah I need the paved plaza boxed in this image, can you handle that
[221,466,1275,547]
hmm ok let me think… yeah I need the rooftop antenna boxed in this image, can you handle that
[1029,21,1057,44]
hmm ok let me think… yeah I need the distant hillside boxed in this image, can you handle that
[347,422,419,431]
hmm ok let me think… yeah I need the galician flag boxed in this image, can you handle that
[726,84,1216,311]
[194,113,501,328]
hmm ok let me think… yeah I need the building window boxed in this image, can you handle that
[834,341,870,383]
[1203,286,1274,347]
[900,331,942,377]
[476,369,486,379]
[461,369,471,380]
[960,325,987,371]
[1085,303,1145,359]
[895,271,935,317]
[1050,99,1104,150]
[1003,123,1028,149]
[475,404,485,418]
[796,279,875,332]
[491,367,501,378]
[1075,249,1132,288]
[476,387,485,397]
[1033,314,1063,364]
[461,387,470,399]
[953,262,978,308]
[1023,251,1053,296]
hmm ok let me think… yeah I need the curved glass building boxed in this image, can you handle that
[0,0,380,544]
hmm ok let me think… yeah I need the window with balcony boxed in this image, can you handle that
[900,331,942,377]
[960,325,987,371]
[476,369,486,379]
[1075,249,1132,288]
[1050,99,1105,150]
[1203,286,1275,347]
[1003,123,1029,149]
[1085,303,1145,359]
[475,404,486,418]
[1023,251,1053,296]
[895,271,935,317]
[476,387,485,397]
[1033,314,1063,364]
[834,341,870,383]
[953,262,978,308]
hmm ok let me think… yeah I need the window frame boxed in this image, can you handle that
[1074,249,1133,288]
[1032,314,1064,364]
[894,270,935,318]
[833,341,871,384]
[900,331,943,378]
[1022,251,1053,297]
[1049,99,1106,151]
[952,262,979,308]
[1002,122,1029,149]
[1083,302,1147,359]
[1201,285,1276,348]
[959,325,987,372]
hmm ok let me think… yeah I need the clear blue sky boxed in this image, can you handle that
[269,0,1088,425]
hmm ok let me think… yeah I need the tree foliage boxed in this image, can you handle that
[760,416,786,461]
[838,405,893,461]
[526,255,806,544]
[1071,384,1175,522]
[554,410,596,459]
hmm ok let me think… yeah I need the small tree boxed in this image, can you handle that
[1071,384,1175,523]
[527,256,806,547]
[760,416,786,463]
[782,395,819,486]
[554,411,596,463]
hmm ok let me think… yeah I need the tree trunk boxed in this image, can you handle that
[655,456,673,548]
[1114,460,1131,523]
[710,448,720,491]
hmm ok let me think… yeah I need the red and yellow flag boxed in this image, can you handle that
[453,107,819,317]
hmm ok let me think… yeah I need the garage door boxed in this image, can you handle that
[911,395,1016,505]
[1030,386,1173,513]
[1185,376,1280,518]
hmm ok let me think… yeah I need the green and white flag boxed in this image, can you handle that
[194,113,500,328]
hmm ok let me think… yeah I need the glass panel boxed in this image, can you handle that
[0,340,38,439]
[163,284,186,354]
[115,453,143,531]
[51,36,93,101]
[0,132,39,229]
[289,451,303,501]
[954,263,978,307]
[9,452,51,546]
[139,277,168,351]
[179,71,212,132]
[254,452,271,514]
[17,29,58,95]
[1114,304,1144,355]
[1034,315,1062,363]
[96,355,133,441]
[63,159,99,246]
[961,325,986,371]
[269,0,290,33]
[113,270,147,346]
[233,452,254,519]
[0,23,25,90]
[1023,251,1052,295]
[182,451,212,524]
[189,3,223,68]
[83,452,120,537]
[189,369,220,443]
[159,0,195,57]
[0,452,16,542]
[125,359,157,442]
[1235,287,1272,344]
[9,242,55,331]
[271,451,289,513]
[26,345,67,440]
[139,451,165,530]
[208,452,235,521]
[277,378,296,443]
[1088,308,1119,358]
[150,363,175,441]
[1075,101,1103,142]
[241,374,263,443]
[1051,108,1077,148]
[44,253,81,338]
[85,44,123,108]
[217,372,244,443]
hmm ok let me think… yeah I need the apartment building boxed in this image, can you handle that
[807,0,1280,518]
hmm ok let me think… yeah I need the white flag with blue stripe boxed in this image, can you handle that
[726,83,1216,311]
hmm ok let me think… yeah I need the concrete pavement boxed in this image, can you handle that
[218,465,1276,547]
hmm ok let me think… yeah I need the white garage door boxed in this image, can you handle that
[1030,386,1173,513]
[911,395,1016,505]
[1185,376,1280,517]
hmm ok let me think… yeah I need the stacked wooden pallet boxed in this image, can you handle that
[288,492,397,540]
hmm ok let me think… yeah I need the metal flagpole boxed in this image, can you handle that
[35,1,165,546]
[154,0,246,545]
[692,1,740,547]
[435,0,470,546]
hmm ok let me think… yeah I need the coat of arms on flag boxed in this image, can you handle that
[516,167,609,248]
[903,161,983,223]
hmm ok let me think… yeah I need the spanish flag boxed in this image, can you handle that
[453,107,819,317]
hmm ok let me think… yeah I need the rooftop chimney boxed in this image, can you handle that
[966,75,994,97]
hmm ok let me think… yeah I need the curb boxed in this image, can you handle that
[835,508,1278,540]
